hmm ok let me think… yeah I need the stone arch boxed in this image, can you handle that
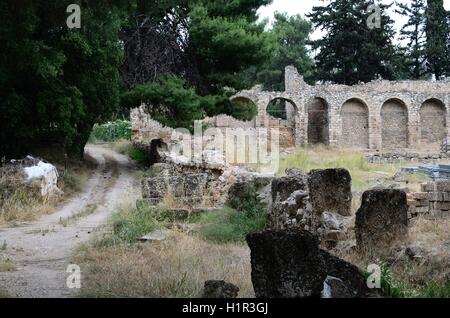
[381,98,409,149]
[230,96,258,120]
[307,97,329,145]
[419,98,447,148]
[340,98,369,148]
[266,98,298,123]
[266,98,298,148]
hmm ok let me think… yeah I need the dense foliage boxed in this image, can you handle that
[90,120,132,142]
[425,0,450,79]
[308,0,404,84]
[0,0,272,159]
[251,13,315,90]
[0,0,132,159]
[1,0,449,159]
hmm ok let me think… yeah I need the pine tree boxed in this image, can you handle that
[308,0,403,84]
[425,0,450,79]
[254,13,315,91]
[396,0,427,79]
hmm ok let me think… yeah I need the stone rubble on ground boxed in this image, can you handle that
[268,168,353,249]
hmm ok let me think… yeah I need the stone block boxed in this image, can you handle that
[184,174,207,197]
[355,189,408,254]
[308,169,352,216]
[435,180,450,192]
[246,229,327,298]
[142,177,167,198]
[168,176,185,197]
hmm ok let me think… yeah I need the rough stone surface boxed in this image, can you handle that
[268,169,352,248]
[355,189,408,254]
[246,229,327,298]
[202,280,239,298]
[231,66,450,150]
[308,169,352,217]
[246,229,371,298]
[407,180,450,220]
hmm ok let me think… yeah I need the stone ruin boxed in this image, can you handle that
[268,168,353,249]
[355,189,409,255]
[246,229,371,298]
[132,66,450,155]
[232,66,450,151]
[408,180,450,220]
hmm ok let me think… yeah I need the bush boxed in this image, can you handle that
[90,120,131,142]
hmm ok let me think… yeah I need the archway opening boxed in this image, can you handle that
[229,97,258,121]
[266,98,297,123]
[307,97,329,145]
[340,99,369,149]
[381,99,408,149]
[420,99,446,149]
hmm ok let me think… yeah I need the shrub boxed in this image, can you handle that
[90,120,131,142]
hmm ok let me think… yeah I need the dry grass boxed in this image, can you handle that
[279,145,434,214]
[0,149,93,224]
[333,216,450,297]
[74,231,253,298]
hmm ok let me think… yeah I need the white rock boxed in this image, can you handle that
[23,159,61,197]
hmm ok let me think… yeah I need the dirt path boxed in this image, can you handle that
[0,144,138,298]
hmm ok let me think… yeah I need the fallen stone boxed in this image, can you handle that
[355,189,408,255]
[202,280,239,298]
[308,169,352,216]
[139,229,170,242]
[246,229,327,298]
[246,229,372,298]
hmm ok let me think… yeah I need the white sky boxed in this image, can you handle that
[256,0,430,43]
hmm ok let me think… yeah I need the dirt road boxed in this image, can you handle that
[0,145,137,297]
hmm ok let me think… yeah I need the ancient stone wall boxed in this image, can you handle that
[408,180,450,219]
[232,66,450,150]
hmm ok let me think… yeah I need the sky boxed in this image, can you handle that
[257,0,450,42]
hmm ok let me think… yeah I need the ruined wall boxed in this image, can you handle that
[340,99,369,148]
[232,66,450,151]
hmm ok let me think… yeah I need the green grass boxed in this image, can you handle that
[94,202,168,247]
[195,207,266,244]
[108,140,148,165]
[375,261,450,298]
[279,146,405,191]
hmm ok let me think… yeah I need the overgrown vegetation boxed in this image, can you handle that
[73,198,254,298]
[195,207,266,244]
[0,149,91,223]
[90,120,131,143]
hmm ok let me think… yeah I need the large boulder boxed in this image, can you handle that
[355,189,408,255]
[308,169,352,216]
[246,229,372,298]
[246,229,327,298]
